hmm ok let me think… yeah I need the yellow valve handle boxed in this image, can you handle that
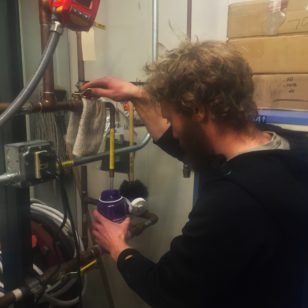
[59,160,75,169]
[109,128,115,171]
[81,259,97,272]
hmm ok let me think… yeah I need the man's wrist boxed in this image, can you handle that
[110,242,131,262]
[132,87,148,104]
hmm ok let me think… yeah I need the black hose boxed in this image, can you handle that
[57,163,83,308]
[0,23,62,127]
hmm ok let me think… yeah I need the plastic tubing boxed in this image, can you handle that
[42,274,87,307]
[42,294,80,307]
[0,22,62,127]
[31,204,71,234]
[30,201,86,300]
[0,200,86,304]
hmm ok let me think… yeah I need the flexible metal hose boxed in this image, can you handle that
[42,274,87,307]
[0,21,63,127]
[73,133,151,166]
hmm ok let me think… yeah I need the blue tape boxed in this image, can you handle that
[257,110,308,125]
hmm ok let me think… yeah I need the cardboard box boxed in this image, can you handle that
[229,35,308,73]
[228,0,308,38]
[253,74,308,110]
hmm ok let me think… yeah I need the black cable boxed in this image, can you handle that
[34,189,69,305]
[57,162,83,308]
[34,160,83,306]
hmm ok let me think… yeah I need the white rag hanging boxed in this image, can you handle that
[65,97,106,157]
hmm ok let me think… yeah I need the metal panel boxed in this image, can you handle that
[0,1,33,307]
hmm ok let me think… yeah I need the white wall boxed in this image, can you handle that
[192,1,229,41]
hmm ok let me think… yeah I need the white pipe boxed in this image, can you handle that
[152,0,159,62]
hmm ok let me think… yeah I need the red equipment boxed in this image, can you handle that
[49,0,100,31]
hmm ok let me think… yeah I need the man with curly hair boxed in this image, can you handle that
[82,41,308,308]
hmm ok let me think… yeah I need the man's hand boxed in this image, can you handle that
[82,76,170,141]
[92,210,131,261]
[81,76,144,102]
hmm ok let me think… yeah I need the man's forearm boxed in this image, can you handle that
[132,88,170,141]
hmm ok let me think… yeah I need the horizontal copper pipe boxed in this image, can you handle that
[0,101,83,114]
[76,32,85,83]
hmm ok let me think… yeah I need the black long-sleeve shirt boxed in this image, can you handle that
[117,125,308,308]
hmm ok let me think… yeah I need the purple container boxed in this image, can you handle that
[97,189,129,223]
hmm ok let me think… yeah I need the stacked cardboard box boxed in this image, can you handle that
[228,0,308,110]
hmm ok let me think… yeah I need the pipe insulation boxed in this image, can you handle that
[0,21,63,127]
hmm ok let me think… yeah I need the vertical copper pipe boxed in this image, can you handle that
[75,32,90,249]
[128,102,135,182]
[81,164,89,248]
[76,32,85,84]
[75,33,116,308]
[39,0,56,104]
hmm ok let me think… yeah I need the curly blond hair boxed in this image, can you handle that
[145,41,257,130]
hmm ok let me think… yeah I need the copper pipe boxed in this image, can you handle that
[84,197,99,206]
[74,40,115,308]
[81,165,89,249]
[76,32,85,84]
[129,211,159,238]
[39,0,56,104]
[75,31,90,249]
[0,101,83,114]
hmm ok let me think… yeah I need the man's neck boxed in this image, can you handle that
[209,124,272,160]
